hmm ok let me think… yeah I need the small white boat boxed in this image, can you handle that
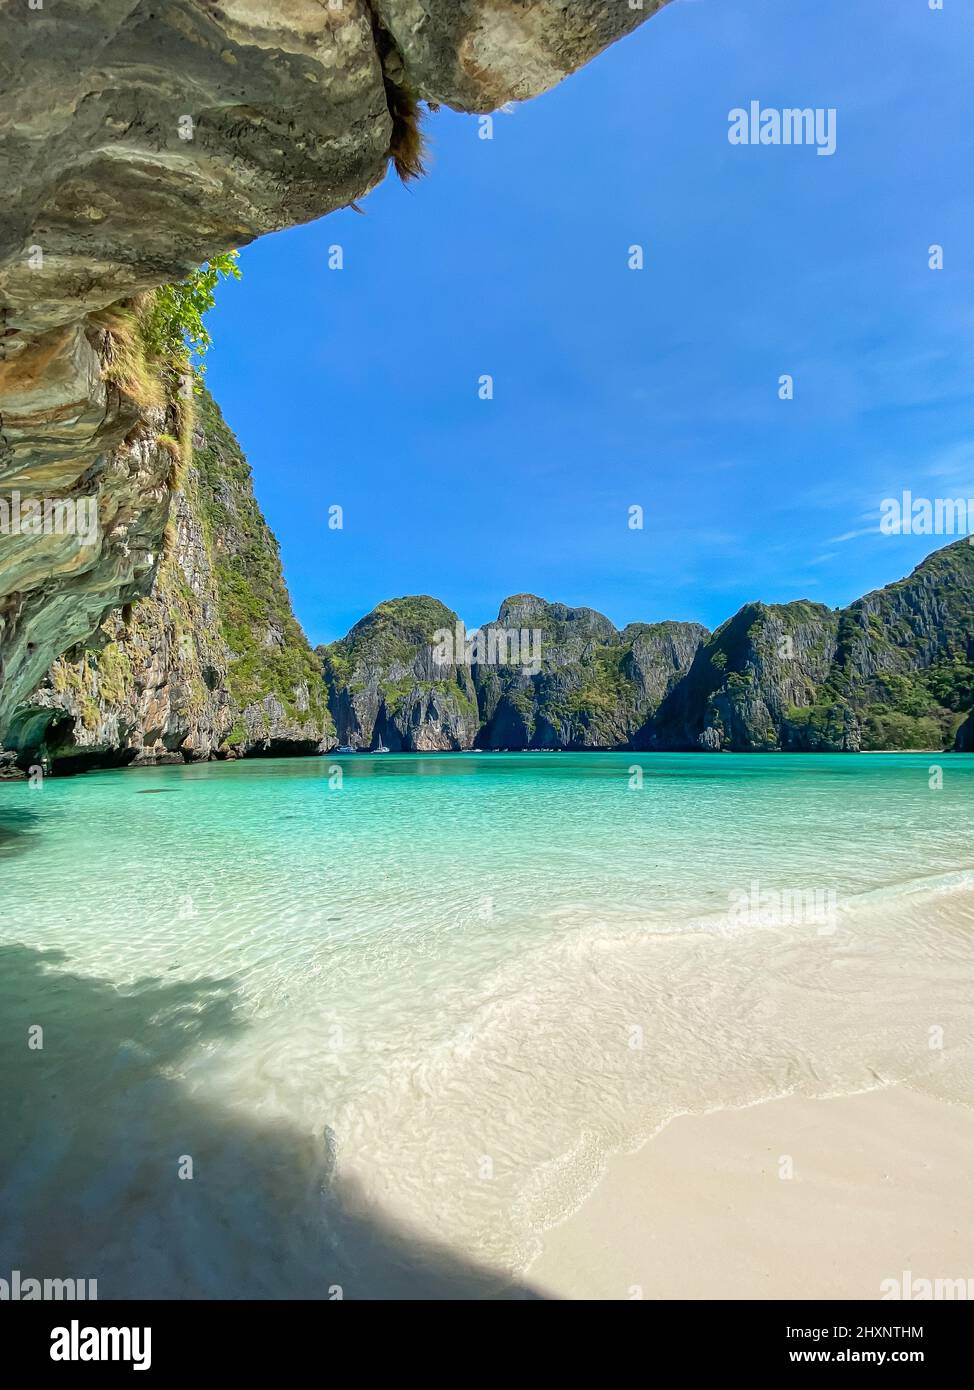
[335,744,358,754]
[371,742,390,754]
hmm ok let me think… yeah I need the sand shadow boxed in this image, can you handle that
[0,944,549,1300]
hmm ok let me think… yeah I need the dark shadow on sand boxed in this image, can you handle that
[0,944,550,1300]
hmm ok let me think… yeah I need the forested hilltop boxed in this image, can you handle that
[11,501,973,772]
[322,542,974,754]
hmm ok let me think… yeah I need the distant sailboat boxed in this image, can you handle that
[371,740,390,754]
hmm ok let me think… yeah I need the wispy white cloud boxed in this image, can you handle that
[926,442,974,479]
[828,526,879,543]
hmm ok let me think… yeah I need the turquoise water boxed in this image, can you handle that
[2,752,973,1296]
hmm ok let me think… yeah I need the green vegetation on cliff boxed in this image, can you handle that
[784,544,974,750]
[141,254,241,374]
[11,385,331,769]
[193,390,332,744]
[328,596,458,680]
[324,545,974,754]
[321,596,478,751]
[471,604,706,749]
[647,541,974,752]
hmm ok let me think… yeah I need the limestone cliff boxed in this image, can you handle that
[8,390,332,770]
[0,316,175,738]
[473,597,706,749]
[321,597,479,751]
[324,543,974,755]
[0,0,663,738]
[641,601,845,752]
[645,541,974,753]
[321,593,707,751]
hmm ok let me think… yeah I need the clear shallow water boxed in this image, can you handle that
[2,752,973,1297]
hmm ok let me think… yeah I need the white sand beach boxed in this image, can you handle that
[528,1087,974,1300]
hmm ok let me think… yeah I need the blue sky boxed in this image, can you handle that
[204,0,974,646]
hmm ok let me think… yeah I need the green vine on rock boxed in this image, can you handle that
[142,252,242,383]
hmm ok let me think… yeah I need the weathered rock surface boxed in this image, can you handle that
[8,390,332,770]
[0,0,661,743]
[0,314,171,735]
[473,595,706,748]
[324,541,974,755]
[0,0,665,337]
[321,597,479,750]
[646,540,974,752]
[641,601,845,752]
[322,592,707,751]
[371,0,667,112]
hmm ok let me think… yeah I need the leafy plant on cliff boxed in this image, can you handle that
[95,256,240,490]
[140,253,241,378]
